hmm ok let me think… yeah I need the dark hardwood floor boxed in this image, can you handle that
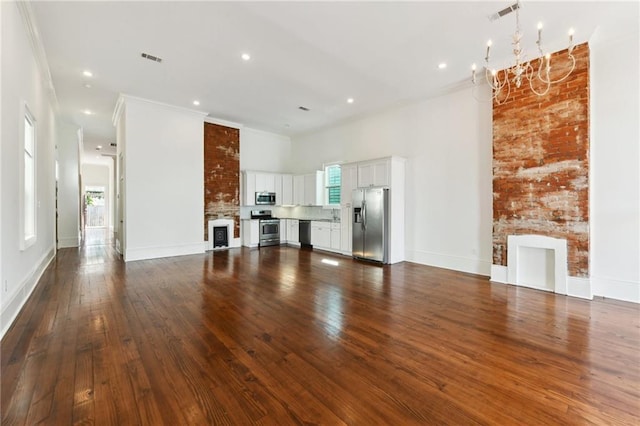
[2,230,639,425]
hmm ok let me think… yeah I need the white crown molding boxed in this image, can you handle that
[204,116,244,130]
[16,0,59,112]
[114,94,209,121]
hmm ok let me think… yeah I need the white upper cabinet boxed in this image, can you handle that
[293,175,305,205]
[242,171,256,205]
[358,158,390,187]
[340,163,358,207]
[303,172,324,206]
[255,172,276,193]
[280,174,293,205]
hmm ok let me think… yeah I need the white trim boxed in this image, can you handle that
[124,242,205,262]
[15,0,58,110]
[207,219,241,251]
[1,247,55,339]
[567,277,593,300]
[205,116,244,130]
[490,265,508,284]
[592,276,640,303]
[114,94,209,122]
[507,234,569,295]
[57,236,80,248]
[406,249,492,276]
[20,102,37,251]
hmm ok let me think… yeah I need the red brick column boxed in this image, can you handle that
[492,43,589,277]
[204,122,240,240]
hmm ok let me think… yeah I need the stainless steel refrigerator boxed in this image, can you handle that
[352,187,389,263]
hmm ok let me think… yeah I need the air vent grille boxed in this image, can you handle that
[141,52,162,63]
[488,2,519,21]
[110,142,117,147]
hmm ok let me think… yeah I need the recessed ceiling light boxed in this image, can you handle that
[193,100,200,106]
[96,145,102,150]
[241,53,251,61]
[83,70,93,77]
[83,109,93,115]
[84,83,92,89]
[347,98,354,104]
[438,63,447,70]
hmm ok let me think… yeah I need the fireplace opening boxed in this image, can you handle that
[213,226,228,248]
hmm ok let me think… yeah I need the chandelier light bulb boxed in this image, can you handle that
[471,1,576,104]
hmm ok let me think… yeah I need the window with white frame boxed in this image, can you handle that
[325,163,341,206]
[23,106,36,248]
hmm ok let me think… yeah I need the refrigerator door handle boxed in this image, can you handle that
[362,200,366,231]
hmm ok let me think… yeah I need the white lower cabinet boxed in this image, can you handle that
[287,219,299,244]
[310,221,342,253]
[330,223,341,251]
[340,206,352,254]
[280,219,287,244]
[311,221,331,249]
[241,220,260,248]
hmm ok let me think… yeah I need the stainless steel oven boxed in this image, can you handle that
[251,210,280,247]
[259,219,280,247]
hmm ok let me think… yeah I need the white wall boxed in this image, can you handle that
[114,95,207,261]
[57,121,80,247]
[590,31,640,303]
[82,162,112,230]
[291,86,494,275]
[1,1,58,337]
[240,127,292,172]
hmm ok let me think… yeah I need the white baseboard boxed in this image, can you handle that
[592,276,639,303]
[567,277,593,300]
[490,265,508,283]
[406,250,491,276]
[57,236,79,248]
[1,247,56,339]
[124,242,205,262]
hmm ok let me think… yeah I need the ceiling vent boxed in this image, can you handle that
[110,142,117,147]
[141,52,162,63]
[298,106,310,111]
[488,2,519,21]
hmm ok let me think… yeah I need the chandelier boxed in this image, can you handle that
[471,1,576,104]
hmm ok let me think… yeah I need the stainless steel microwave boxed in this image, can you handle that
[255,192,276,205]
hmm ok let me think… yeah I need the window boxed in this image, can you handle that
[325,164,341,206]
[22,106,36,248]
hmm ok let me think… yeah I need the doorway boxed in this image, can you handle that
[85,186,106,228]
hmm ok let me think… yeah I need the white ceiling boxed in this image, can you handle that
[29,1,639,164]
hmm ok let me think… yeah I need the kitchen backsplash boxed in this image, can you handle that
[240,205,340,221]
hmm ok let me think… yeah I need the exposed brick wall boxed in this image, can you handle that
[204,122,240,240]
[493,43,589,277]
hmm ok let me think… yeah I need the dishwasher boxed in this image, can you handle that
[299,220,312,248]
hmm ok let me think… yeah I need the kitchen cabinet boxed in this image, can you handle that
[292,171,323,206]
[311,221,331,249]
[280,219,287,244]
[255,172,276,193]
[280,174,293,205]
[330,223,341,251]
[340,207,352,254]
[358,158,389,187]
[242,171,256,205]
[341,163,358,204]
[287,219,299,244]
[293,175,305,205]
[241,219,260,248]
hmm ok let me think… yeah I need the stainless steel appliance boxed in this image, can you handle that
[352,187,389,263]
[251,210,280,247]
[255,192,276,205]
[299,220,311,247]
